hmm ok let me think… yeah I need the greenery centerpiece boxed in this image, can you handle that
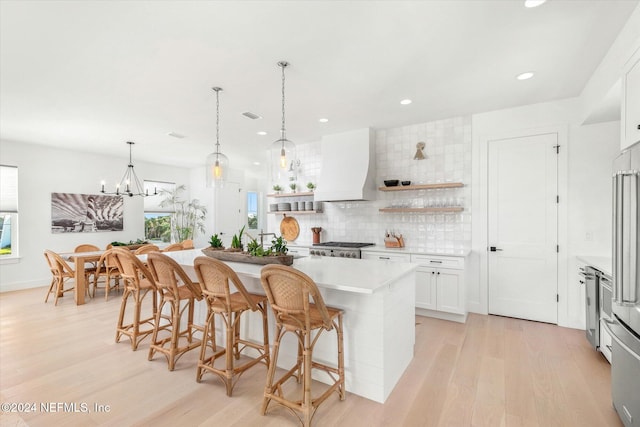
[228,225,245,252]
[201,231,292,265]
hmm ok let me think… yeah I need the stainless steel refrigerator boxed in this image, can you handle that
[604,141,640,427]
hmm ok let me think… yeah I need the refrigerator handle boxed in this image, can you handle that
[631,171,638,304]
[613,173,622,304]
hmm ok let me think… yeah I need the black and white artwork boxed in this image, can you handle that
[51,193,123,233]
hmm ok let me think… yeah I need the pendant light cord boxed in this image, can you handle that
[279,61,288,143]
[213,87,222,159]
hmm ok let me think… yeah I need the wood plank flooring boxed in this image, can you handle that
[0,286,621,426]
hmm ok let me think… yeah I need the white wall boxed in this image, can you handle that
[471,98,620,329]
[266,117,472,252]
[0,140,190,291]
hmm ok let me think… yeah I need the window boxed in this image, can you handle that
[144,180,175,243]
[247,192,258,230]
[0,165,18,258]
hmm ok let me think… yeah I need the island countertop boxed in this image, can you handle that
[164,249,416,294]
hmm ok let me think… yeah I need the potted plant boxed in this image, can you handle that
[270,235,289,255]
[272,185,283,194]
[208,233,225,250]
[247,238,272,257]
[228,225,245,252]
[289,183,297,193]
[158,185,207,243]
[306,182,316,192]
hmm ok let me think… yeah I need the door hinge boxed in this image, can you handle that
[556,195,559,204]
[557,294,559,302]
[556,245,559,253]
[553,145,560,154]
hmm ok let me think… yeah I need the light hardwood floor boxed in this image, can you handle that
[0,286,621,427]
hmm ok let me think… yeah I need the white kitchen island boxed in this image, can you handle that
[163,249,417,403]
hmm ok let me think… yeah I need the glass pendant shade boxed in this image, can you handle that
[206,151,229,187]
[270,137,296,183]
[206,86,228,188]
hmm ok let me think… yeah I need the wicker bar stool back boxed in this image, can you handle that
[193,256,270,396]
[111,248,159,350]
[259,264,345,427]
[146,252,203,371]
[43,250,91,305]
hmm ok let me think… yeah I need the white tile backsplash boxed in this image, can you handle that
[267,116,472,251]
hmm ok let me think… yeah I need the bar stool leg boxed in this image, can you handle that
[262,324,283,415]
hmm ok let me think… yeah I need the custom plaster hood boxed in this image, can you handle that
[314,128,377,202]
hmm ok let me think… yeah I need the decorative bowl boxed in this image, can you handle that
[384,180,399,187]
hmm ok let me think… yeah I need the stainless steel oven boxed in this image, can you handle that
[582,266,600,350]
[309,242,374,259]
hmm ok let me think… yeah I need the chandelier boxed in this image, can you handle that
[270,61,296,183]
[206,86,229,187]
[100,141,155,197]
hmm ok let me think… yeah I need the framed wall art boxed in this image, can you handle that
[51,193,123,233]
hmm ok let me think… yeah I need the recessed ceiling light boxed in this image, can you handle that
[516,72,535,80]
[400,99,412,105]
[524,0,547,8]
[257,131,267,136]
[167,132,185,139]
[319,118,329,123]
[253,161,261,166]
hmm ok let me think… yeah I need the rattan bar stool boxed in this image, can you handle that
[111,248,158,350]
[146,252,204,371]
[260,264,345,427]
[193,256,270,396]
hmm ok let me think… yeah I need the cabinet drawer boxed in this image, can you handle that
[361,252,411,263]
[410,255,464,270]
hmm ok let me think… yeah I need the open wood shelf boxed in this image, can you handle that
[379,207,464,213]
[378,182,464,192]
[267,192,314,198]
[268,210,323,215]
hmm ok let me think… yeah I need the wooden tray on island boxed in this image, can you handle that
[201,247,294,266]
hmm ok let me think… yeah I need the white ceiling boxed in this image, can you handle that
[1,0,637,174]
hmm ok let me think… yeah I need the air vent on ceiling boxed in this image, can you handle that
[242,111,262,120]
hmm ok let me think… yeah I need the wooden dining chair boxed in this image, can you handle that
[193,256,270,396]
[43,250,91,305]
[180,239,194,249]
[162,243,184,252]
[260,264,345,427]
[134,244,160,255]
[74,244,100,295]
[146,252,204,371]
[111,248,158,350]
[93,246,121,301]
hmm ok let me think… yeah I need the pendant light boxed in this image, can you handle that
[270,61,296,183]
[206,87,229,187]
[100,141,155,197]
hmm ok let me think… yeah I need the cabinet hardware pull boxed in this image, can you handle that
[379,257,390,260]
[606,345,612,352]
[429,260,442,264]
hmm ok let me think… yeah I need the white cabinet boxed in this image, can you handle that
[287,246,310,257]
[361,251,411,263]
[411,254,466,322]
[621,53,640,150]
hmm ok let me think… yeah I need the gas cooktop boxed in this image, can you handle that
[312,242,375,248]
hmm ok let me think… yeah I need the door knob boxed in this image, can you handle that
[489,246,503,252]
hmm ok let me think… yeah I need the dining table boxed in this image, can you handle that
[58,250,105,305]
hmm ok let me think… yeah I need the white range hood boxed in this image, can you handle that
[314,128,377,202]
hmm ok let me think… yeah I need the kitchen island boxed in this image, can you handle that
[163,249,417,403]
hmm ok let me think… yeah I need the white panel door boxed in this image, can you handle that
[488,133,558,323]
[214,182,242,247]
